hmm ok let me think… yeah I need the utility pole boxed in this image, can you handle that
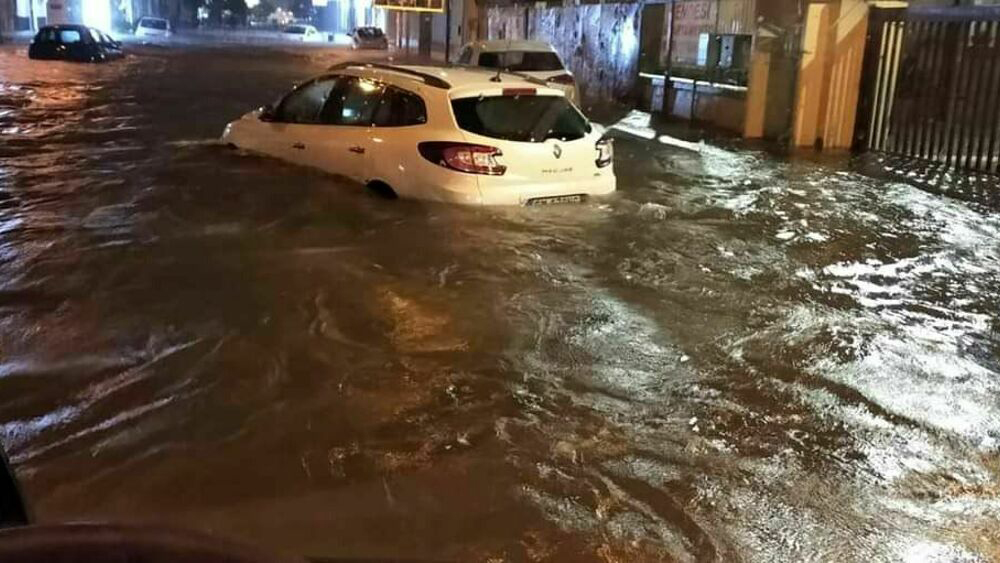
[665,0,675,77]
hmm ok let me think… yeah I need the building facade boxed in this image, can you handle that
[1,0,176,35]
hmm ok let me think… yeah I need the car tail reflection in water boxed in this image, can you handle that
[0,44,999,562]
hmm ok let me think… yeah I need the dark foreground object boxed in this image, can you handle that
[0,446,28,528]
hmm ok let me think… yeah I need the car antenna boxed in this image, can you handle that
[490,36,513,82]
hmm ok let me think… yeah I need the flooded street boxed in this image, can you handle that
[1,43,999,561]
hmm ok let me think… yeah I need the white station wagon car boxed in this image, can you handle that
[221,62,615,205]
[282,24,324,42]
[457,40,580,105]
[134,16,172,39]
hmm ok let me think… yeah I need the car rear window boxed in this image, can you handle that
[478,51,564,72]
[141,18,168,30]
[451,95,589,143]
[357,28,383,38]
[285,25,306,34]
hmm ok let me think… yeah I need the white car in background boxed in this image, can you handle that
[134,16,172,39]
[221,62,615,205]
[457,40,580,106]
[283,24,324,43]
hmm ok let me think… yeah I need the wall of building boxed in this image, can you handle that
[668,0,755,63]
[0,0,14,34]
[638,0,760,135]
[790,0,907,149]
[382,0,468,62]
[488,2,642,110]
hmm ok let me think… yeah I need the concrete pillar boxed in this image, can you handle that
[793,2,837,148]
[820,0,869,148]
[791,0,907,150]
[743,50,770,138]
[462,0,477,43]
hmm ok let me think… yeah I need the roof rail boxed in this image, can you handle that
[327,62,451,89]
[444,63,551,87]
[495,70,550,87]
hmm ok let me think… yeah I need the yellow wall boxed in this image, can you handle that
[791,0,909,149]
[743,50,769,139]
[822,0,868,149]
[793,3,836,147]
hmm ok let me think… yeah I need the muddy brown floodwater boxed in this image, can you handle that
[1,42,999,562]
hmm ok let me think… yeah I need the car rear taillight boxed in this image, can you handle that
[596,137,613,168]
[548,74,576,85]
[419,142,507,176]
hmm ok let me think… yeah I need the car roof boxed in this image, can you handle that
[332,63,564,97]
[41,24,90,31]
[474,40,556,53]
[139,16,167,21]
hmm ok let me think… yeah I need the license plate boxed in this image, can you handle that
[526,194,586,206]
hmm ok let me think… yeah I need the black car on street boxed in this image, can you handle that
[28,25,123,62]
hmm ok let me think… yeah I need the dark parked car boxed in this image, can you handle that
[28,25,123,62]
[351,26,388,50]
[94,29,124,59]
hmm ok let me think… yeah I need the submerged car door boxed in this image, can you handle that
[298,76,383,182]
[366,85,429,194]
[56,28,91,61]
[30,28,58,59]
[260,77,338,167]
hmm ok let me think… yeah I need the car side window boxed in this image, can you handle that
[319,77,383,126]
[276,78,337,124]
[59,30,83,44]
[373,87,427,127]
[458,47,472,65]
[89,29,102,43]
[37,28,56,42]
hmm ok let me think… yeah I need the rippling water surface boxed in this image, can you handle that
[1,43,999,562]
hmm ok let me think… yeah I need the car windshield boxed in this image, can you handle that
[451,94,589,143]
[478,50,565,72]
[357,28,383,38]
[141,18,168,30]
[284,26,307,34]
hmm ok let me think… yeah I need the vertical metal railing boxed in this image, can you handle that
[857,7,1000,173]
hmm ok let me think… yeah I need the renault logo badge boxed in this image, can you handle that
[553,144,562,159]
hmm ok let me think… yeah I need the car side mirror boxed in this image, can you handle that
[258,104,277,122]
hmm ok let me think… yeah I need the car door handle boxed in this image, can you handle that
[348,146,365,154]
[292,142,306,150]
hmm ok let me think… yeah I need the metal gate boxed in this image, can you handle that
[856,7,1000,173]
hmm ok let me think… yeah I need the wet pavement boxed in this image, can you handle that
[1,42,999,562]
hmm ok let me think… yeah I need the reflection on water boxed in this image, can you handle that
[0,44,999,561]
